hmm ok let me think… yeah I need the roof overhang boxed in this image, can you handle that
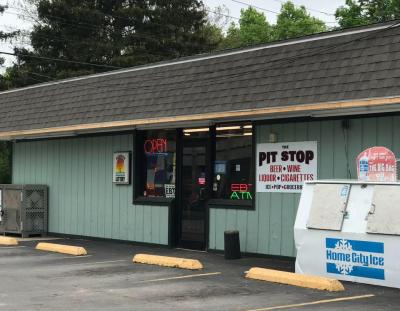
[4,96,400,141]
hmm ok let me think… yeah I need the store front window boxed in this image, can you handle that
[135,123,253,206]
[212,124,253,201]
[140,130,176,198]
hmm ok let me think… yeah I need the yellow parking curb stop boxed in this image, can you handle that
[245,267,344,292]
[0,236,18,246]
[133,254,203,270]
[36,242,87,256]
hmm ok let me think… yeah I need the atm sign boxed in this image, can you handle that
[230,183,252,200]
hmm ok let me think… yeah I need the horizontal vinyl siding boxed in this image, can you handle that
[12,134,169,245]
[209,115,400,257]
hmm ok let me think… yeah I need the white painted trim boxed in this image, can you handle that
[0,23,396,96]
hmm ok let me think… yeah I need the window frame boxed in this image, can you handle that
[207,123,256,210]
[133,129,177,206]
[133,124,256,210]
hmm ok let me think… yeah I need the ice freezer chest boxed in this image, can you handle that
[295,180,400,288]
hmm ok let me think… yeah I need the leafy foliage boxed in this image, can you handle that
[221,7,272,49]
[336,0,400,28]
[221,1,327,49]
[273,2,327,40]
[0,6,17,183]
[3,0,223,88]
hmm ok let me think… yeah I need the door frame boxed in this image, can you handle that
[173,128,213,250]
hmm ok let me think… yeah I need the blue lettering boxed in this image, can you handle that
[328,250,384,267]
[369,254,385,266]
[326,250,333,260]
[326,250,351,262]
[352,253,369,266]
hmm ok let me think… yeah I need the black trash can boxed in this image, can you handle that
[224,230,241,259]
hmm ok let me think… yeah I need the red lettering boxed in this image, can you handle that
[259,174,276,182]
[239,184,247,192]
[270,165,282,172]
[144,138,167,154]
[287,165,301,172]
[231,183,252,192]
[231,184,240,192]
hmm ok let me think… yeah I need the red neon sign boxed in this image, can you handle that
[231,183,252,192]
[231,183,253,200]
[144,138,167,154]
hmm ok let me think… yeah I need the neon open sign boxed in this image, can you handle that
[230,183,253,200]
[144,138,167,154]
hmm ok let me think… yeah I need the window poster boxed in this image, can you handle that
[143,135,176,198]
[113,152,131,185]
[256,141,317,193]
[164,184,175,198]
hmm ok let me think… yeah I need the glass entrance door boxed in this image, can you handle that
[178,130,209,250]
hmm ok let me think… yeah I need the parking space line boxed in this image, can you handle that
[245,294,375,311]
[137,272,221,283]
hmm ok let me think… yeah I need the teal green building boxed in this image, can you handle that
[3,22,400,257]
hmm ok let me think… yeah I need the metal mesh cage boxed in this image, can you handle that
[0,184,48,237]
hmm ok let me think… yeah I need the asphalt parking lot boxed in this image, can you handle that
[0,238,398,311]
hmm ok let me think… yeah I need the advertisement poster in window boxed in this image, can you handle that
[141,131,176,198]
[356,146,397,182]
[257,141,317,193]
[113,152,131,185]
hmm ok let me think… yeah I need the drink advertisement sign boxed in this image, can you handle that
[113,152,131,185]
[356,147,397,182]
[256,141,317,193]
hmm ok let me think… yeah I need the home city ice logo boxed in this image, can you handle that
[331,239,353,275]
[326,238,385,280]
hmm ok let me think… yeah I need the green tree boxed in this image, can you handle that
[0,5,17,183]
[0,5,19,90]
[221,2,326,49]
[272,2,327,40]
[4,0,223,88]
[336,0,400,28]
[221,7,272,49]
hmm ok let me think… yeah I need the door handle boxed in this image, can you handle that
[365,203,376,220]
[369,203,376,215]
